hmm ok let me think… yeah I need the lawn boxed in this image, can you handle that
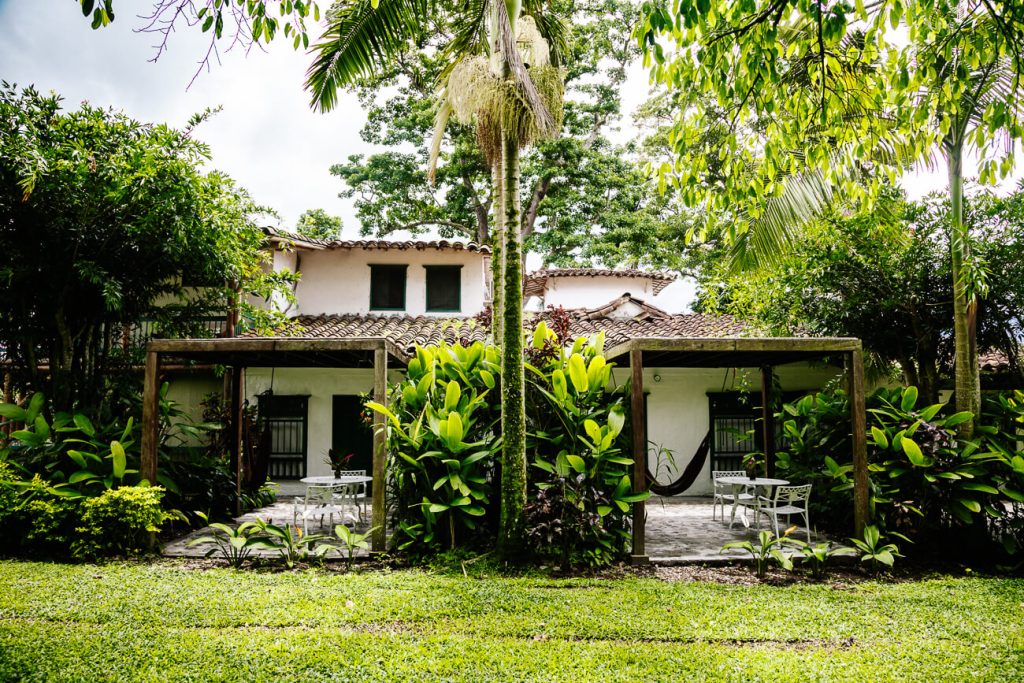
[0,561,1021,682]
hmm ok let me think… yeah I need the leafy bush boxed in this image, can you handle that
[368,323,646,566]
[524,321,645,567]
[71,485,166,559]
[368,340,500,553]
[776,385,1024,558]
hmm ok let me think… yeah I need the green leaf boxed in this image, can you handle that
[444,380,461,412]
[871,426,889,449]
[568,354,589,394]
[111,440,127,479]
[901,438,927,466]
[943,411,974,427]
[73,413,96,437]
[900,386,918,412]
[0,403,27,421]
[565,454,586,473]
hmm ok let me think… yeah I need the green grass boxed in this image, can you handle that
[0,561,1021,682]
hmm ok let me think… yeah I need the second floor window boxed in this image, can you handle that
[370,264,407,310]
[426,265,462,312]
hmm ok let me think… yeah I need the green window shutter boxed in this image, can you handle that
[425,265,462,312]
[370,264,407,311]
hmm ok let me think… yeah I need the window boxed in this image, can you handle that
[369,265,407,310]
[426,265,462,312]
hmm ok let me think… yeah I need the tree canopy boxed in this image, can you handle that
[295,208,342,241]
[695,185,1024,403]
[0,84,294,414]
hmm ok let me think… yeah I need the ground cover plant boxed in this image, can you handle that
[0,561,1021,682]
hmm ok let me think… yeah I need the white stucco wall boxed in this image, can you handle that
[639,363,844,496]
[542,276,658,309]
[290,248,488,317]
[244,367,404,478]
[164,373,224,446]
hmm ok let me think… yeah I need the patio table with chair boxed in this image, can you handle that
[712,474,790,527]
[294,474,372,533]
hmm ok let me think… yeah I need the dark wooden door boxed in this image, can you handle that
[331,395,374,491]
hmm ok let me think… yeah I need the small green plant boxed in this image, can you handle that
[185,514,263,568]
[71,485,166,559]
[249,519,328,568]
[850,525,904,573]
[786,539,856,580]
[334,524,376,569]
[722,528,796,579]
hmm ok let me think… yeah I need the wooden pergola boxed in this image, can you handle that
[139,337,404,552]
[603,337,869,563]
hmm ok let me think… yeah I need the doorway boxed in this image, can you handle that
[331,395,374,491]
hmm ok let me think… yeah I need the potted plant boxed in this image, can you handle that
[326,449,355,478]
[742,452,764,480]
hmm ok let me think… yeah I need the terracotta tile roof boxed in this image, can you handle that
[525,268,677,297]
[263,227,491,254]
[252,308,744,360]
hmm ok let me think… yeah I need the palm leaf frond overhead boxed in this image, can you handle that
[306,0,432,112]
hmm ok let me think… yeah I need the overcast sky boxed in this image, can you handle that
[2,0,1020,312]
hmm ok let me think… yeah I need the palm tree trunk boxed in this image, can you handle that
[490,165,504,342]
[947,144,980,436]
[498,130,526,558]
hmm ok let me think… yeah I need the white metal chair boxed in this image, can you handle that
[755,484,813,541]
[712,470,754,521]
[293,484,344,534]
[331,469,367,522]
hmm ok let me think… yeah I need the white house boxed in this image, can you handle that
[166,229,844,497]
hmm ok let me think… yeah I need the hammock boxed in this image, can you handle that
[645,430,711,496]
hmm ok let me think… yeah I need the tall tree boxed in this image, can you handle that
[304,0,564,557]
[0,85,294,414]
[638,0,1024,434]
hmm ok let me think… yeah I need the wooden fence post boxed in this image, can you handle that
[140,349,160,485]
[849,347,869,538]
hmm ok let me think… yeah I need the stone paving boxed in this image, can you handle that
[645,496,817,564]
[163,486,816,563]
[163,485,373,560]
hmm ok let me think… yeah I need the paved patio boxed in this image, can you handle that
[164,486,817,563]
[163,481,374,560]
[645,495,817,564]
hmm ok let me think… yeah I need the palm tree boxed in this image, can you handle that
[305,0,564,556]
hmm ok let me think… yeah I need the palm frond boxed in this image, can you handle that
[305,0,431,112]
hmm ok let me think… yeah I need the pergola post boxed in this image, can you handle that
[232,366,245,516]
[140,349,160,485]
[848,347,869,538]
[760,365,775,477]
[371,344,388,552]
[629,347,648,563]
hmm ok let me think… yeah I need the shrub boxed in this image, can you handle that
[369,339,501,553]
[14,475,80,554]
[71,486,166,559]
[368,322,646,566]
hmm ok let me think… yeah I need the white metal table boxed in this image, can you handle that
[715,475,789,529]
[299,475,373,522]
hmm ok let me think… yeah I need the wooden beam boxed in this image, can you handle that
[147,337,388,354]
[849,348,869,538]
[626,337,861,354]
[761,365,775,477]
[140,350,161,485]
[371,344,388,552]
[629,347,648,562]
[231,367,244,516]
